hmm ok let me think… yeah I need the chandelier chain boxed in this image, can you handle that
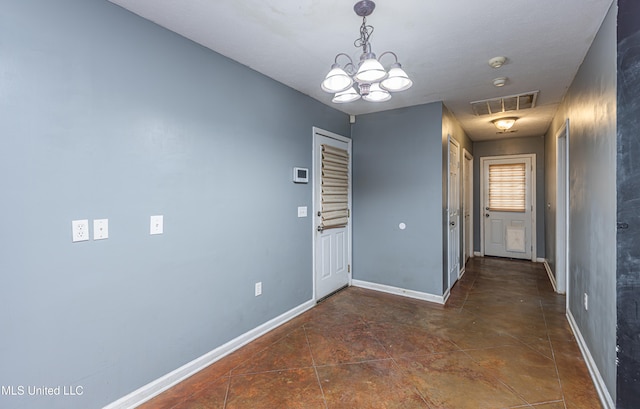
[354,17,374,53]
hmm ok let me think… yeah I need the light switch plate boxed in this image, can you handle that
[150,215,163,235]
[93,219,109,240]
[297,206,307,218]
[72,219,89,242]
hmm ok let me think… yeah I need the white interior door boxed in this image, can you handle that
[556,120,569,294]
[448,137,460,289]
[482,155,535,260]
[462,149,473,266]
[313,128,351,300]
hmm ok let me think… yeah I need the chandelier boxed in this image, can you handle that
[321,0,413,103]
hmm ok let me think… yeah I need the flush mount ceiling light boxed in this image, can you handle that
[321,0,413,103]
[492,117,518,131]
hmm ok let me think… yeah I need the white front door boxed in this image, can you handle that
[481,155,535,260]
[448,137,461,289]
[313,128,351,300]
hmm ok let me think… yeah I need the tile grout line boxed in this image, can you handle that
[303,325,329,409]
[458,347,533,407]
[221,375,231,409]
[538,298,569,409]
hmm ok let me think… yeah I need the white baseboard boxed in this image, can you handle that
[442,286,451,304]
[565,310,615,409]
[474,251,482,257]
[458,267,466,279]
[542,259,558,293]
[104,299,316,409]
[351,280,445,304]
[536,257,546,263]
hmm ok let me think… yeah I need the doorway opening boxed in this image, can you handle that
[556,120,569,295]
[312,127,352,301]
[480,154,537,261]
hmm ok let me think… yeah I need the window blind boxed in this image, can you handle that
[488,163,526,212]
[320,144,349,230]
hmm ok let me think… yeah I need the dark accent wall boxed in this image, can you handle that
[616,0,640,406]
[0,1,348,408]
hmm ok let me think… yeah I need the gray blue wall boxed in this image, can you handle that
[0,1,348,408]
[351,103,445,295]
[473,136,546,257]
[544,2,617,401]
[616,0,640,405]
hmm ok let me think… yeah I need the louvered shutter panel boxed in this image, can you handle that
[320,144,349,230]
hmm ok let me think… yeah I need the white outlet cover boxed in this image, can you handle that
[150,215,163,235]
[72,219,90,242]
[297,206,307,218]
[255,282,262,296]
[93,219,109,240]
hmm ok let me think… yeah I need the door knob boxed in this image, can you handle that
[450,221,456,226]
[485,214,490,218]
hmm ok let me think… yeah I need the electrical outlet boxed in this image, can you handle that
[297,206,307,218]
[255,282,262,297]
[93,219,108,240]
[584,293,589,311]
[72,220,89,242]
[150,215,163,235]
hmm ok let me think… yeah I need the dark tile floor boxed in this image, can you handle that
[138,257,602,409]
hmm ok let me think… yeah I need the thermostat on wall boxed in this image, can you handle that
[293,167,309,183]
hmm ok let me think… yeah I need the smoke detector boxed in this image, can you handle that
[493,77,508,87]
[488,56,507,68]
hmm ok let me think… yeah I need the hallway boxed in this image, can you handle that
[140,257,601,408]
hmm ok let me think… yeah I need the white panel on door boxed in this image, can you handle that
[335,231,346,272]
[490,219,504,244]
[321,235,332,279]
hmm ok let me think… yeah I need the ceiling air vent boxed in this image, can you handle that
[470,91,539,116]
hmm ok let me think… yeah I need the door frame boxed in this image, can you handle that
[462,148,474,271]
[311,127,352,301]
[447,136,461,291]
[556,120,570,295]
[479,153,537,261]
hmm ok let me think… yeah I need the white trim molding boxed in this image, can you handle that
[352,280,445,305]
[566,310,615,409]
[104,300,316,409]
[542,259,558,293]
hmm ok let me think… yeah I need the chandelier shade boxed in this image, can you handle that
[355,55,387,83]
[321,64,353,93]
[380,64,413,92]
[332,87,361,103]
[321,1,412,103]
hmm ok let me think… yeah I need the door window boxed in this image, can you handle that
[488,163,526,212]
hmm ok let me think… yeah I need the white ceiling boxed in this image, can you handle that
[109,0,613,141]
